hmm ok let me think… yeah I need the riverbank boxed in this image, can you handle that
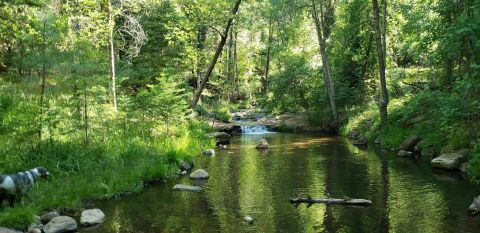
[0,120,214,230]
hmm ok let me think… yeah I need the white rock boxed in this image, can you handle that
[190,169,209,180]
[80,209,105,227]
[43,216,77,233]
[244,215,254,224]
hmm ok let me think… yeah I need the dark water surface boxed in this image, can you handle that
[82,133,480,233]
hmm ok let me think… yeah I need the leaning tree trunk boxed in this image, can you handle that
[190,0,243,109]
[372,0,388,124]
[108,0,118,112]
[311,0,338,120]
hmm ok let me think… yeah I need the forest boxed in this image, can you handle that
[0,0,479,232]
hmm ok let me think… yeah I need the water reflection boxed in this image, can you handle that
[82,133,480,233]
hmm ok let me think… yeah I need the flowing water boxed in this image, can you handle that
[241,125,273,134]
[82,133,480,233]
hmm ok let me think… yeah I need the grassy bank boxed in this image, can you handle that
[0,121,214,230]
[340,68,480,182]
[0,75,215,230]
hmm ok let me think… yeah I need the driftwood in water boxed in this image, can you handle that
[468,196,480,216]
[289,196,372,208]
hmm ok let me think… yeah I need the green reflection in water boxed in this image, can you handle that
[81,133,480,233]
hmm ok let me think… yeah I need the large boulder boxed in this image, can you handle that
[0,227,22,233]
[256,139,270,149]
[399,136,421,151]
[80,209,105,227]
[208,132,231,144]
[43,216,77,233]
[431,153,464,170]
[173,184,203,192]
[189,169,209,180]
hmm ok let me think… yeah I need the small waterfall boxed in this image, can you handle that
[241,125,273,134]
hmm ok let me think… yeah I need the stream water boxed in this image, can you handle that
[82,133,480,233]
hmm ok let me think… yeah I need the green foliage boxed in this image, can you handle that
[0,206,36,231]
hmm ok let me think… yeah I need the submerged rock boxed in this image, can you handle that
[190,169,209,180]
[397,150,413,157]
[399,136,421,151]
[256,139,270,149]
[43,216,77,233]
[80,209,105,227]
[0,227,22,233]
[41,211,59,224]
[173,184,203,192]
[203,149,216,157]
[431,153,464,170]
[244,215,254,224]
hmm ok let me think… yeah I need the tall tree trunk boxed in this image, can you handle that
[39,20,47,138]
[190,0,243,109]
[233,25,239,98]
[311,0,338,120]
[263,17,273,95]
[108,0,118,112]
[381,0,387,61]
[371,0,388,124]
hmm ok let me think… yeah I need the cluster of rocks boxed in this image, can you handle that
[1,209,106,233]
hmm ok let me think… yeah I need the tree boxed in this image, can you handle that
[190,0,243,109]
[311,0,338,120]
[371,0,388,124]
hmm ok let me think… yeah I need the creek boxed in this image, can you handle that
[81,132,480,233]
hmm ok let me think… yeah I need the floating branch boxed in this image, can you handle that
[289,196,373,208]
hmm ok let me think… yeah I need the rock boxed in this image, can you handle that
[468,196,480,216]
[374,136,381,144]
[28,228,42,233]
[398,136,421,151]
[179,160,194,172]
[208,132,231,144]
[431,153,464,170]
[80,209,105,227]
[414,140,423,152]
[218,144,228,149]
[173,184,203,192]
[352,135,368,146]
[0,227,22,233]
[244,216,254,224]
[28,216,43,233]
[41,211,60,224]
[202,149,215,157]
[256,139,270,149]
[397,150,413,157]
[177,170,187,176]
[189,169,209,180]
[43,216,77,233]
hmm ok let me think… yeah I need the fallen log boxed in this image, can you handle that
[289,196,372,208]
